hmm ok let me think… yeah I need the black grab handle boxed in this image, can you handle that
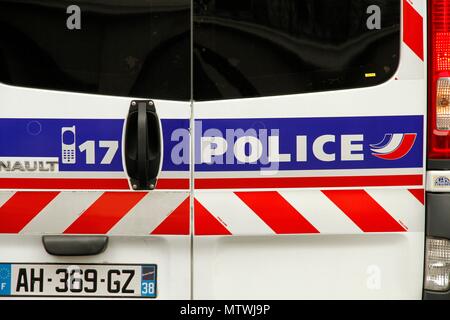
[125,100,161,190]
[42,236,108,256]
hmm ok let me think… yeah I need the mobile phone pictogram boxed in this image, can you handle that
[61,126,76,164]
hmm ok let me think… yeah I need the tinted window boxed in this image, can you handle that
[0,0,190,100]
[194,0,400,100]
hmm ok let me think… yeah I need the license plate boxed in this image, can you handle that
[0,263,157,298]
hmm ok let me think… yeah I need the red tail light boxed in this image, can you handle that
[429,0,450,159]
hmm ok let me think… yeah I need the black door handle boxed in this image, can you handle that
[125,100,161,190]
[42,236,108,256]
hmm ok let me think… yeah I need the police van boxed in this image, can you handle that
[0,0,446,300]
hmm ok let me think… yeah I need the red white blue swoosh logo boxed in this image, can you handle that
[370,133,417,160]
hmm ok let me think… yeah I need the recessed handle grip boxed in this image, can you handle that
[125,100,161,190]
[42,236,108,256]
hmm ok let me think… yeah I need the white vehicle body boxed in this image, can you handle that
[0,0,432,299]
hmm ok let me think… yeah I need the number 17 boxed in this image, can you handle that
[78,140,119,165]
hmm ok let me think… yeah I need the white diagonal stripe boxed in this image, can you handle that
[0,192,14,207]
[109,191,189,235]
[195,192,274,235]
[366,189,424,232]
[20,192,102,234]
[279,190,362,234]
[396,43,424,80]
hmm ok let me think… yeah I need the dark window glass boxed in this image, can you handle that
[0,0,191,101]
[194,0,401,101]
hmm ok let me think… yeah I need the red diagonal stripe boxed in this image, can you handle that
[194,199,231,236]
[235,191,319,234]
[0,192,59,233]
[403,0,424,60]
[322,190,406,232]
[408,189,425,205]
[64,192,147,234]
[151,197,190,235]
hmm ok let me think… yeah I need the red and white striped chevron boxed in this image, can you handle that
[0,188,424,236]
[194,189,425,236]
[396,0,425,80]
[0,191,190,235]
